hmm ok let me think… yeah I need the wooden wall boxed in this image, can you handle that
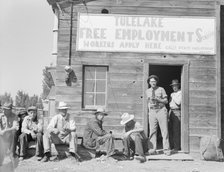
[55,0,219,153]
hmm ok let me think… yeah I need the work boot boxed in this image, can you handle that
[41,152,50,162]
[134,155,146,163]
[164,150,172,156]
[148,149,157,155]
[19,156,25,161]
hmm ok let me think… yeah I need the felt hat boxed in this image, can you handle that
[120,113,135,125]
[18,109,28,117]
[27,106,37,112]
[2,102,13,110]
[170,79,180,86]
[57,102,69,110]
[147,75,159,84]
[94,107,108,116]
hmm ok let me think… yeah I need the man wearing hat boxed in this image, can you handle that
[0,102,19,159]
[19,106,44,160]
[169,79,181,151]
[83,107,115,157]
[120,113,148,163]
[42,102,78,162]
[146,75,171,156]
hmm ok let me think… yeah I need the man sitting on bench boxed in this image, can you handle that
[83,107,115,158]
[41,102,78,162]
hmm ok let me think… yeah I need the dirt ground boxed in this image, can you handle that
[1,155,224,172]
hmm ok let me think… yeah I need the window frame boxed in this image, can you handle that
[82,65,109,110]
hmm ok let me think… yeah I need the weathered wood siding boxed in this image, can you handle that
[55,0,220,153]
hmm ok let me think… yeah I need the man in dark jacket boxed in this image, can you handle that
[83,107,115,157]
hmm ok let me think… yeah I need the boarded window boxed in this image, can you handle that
[83,66,108,109]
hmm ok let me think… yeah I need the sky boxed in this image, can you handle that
[0,0,55,100]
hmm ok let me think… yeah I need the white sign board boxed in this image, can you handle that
[76,13,216,55]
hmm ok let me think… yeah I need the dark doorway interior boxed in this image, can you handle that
[148,65,182,150]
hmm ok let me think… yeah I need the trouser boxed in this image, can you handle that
[43,131,78,154]
[123,132,148,157]
[149,107,170,151]
[170,110,181,150]
[0,136,5,166]
[96,134,115,156]
[19,132,43,157]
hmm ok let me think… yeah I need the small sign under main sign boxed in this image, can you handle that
[76,13,216,55]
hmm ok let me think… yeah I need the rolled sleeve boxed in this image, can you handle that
[21,117,31,134]
[161,88,167,98]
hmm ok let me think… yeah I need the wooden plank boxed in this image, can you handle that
[189,135,200,152]
[189,97,216,106]
[109,73,143,81]
[189,82,217,91]
[190,60,216,68]
[189,90,216,98]
[181,63,189,152]
[215,4,221,138]
[143,63,149,136]
[189,118,216,128]
[107,80,142,89]
[189,127,217,135]
[107,103,143,111]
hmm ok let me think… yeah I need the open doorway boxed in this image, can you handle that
[148,65,182,150]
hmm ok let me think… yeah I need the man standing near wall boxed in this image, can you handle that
[169,79,181,151]
[146,75,171,156]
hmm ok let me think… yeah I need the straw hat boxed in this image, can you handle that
[57,102,69,110]
[120,113,134,125]
[95,107,108,116]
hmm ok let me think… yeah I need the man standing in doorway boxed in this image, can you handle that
[146,75,171,156]
[169,79,181,151]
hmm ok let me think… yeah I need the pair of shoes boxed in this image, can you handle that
[66,152,82,162]
[35,156,43,161]
[164,150,172,156]
[148,150,157,155]
[134,155,146,163]
[122,154,134,161]
[19,156,25,161]
[41,153,50,162]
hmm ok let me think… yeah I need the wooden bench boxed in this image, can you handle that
[27,133,123,160]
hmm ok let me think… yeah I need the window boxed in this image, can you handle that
[83,65,108,109]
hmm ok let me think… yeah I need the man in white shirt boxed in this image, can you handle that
[42,102,78,162]
[169,79,181,151]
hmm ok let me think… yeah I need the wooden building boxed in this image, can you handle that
[47,0,224,155]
